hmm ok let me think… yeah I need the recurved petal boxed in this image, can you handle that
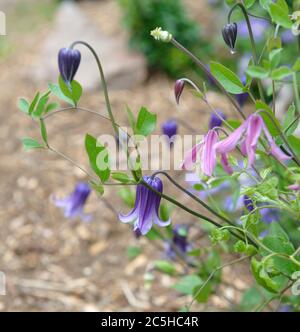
[215,121,247,153]
[201,130,218,176]
[220,153,233,175]
[245,114,263,166]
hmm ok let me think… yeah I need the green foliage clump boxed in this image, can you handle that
[119,0,212,77]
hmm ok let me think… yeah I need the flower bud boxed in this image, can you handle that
[209,110,226,129]
[222,23,238,53]
[150,27,172,43]
[162,119,178,145]
[243,195,254,212]
[58,47,81,85]
[174,79,185,104]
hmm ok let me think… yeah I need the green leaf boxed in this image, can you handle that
[18,98,29,114]
[260,0,272,10]
[90,181,105,196]
[193,281,212,303]
[111,172,133,184]
[251,258,281,293]
[59,76,82,105]
[40,119,48,145]
[22,137,44,151]
[126,106,136,131]
[135,107,157,136]
[292,58,300,71]
[287,135,300,156]
[210,61,245,94]
[246,66,269,79]
[48,82,74,106]
[244,0,257,9]
[269,48,282,69]
[33,91,51,117]
[269,1,292,28]
[45,102,59,114]
[262,223,297,275]
[240,287,264,312]
[270,66,292,80]
[173,275,202,295]
[154,260,176,275]
[255,100,280,137]
[85,134,110,182]
[283,104,299,136]
[28,92,40,115]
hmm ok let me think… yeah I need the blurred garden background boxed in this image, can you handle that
[0,0,297,312]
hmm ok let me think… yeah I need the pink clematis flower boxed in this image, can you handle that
[182,130,218,176]
[215,114,291,170]
[183,114,291,177]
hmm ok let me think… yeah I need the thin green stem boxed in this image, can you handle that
[293,73,300,115]
[70,41,118,135]
[284,113,300,134]
[170,38,246,120]
[141,180,246,243]
[70,41,141,182]
[48,145,94,180]
[228,2,265,102]
[179,78,235,131]
[272,81,276,115]
[187,256,250,311]
[152,171,238,228]
[257,110,300,166]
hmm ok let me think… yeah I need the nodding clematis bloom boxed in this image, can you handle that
[165,225,191,259]
[119,176,170,235]
[58,47,81,85]
[53,182,92,222]
[182,130,218,176]
[161,119,178,144]
[209,110,226,129]
[214,114,291,171]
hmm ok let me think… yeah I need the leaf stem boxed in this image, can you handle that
[228,2,265,102]
[170,38,246,120]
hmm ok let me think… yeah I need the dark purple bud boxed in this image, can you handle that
[58,47,81,85]
[209,110,226,129]
[243,195,254,212]
[222,23,238,53]
[174,79,185,104]
[162,119,178,142]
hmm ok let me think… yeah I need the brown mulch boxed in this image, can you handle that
[0,0,252,312]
